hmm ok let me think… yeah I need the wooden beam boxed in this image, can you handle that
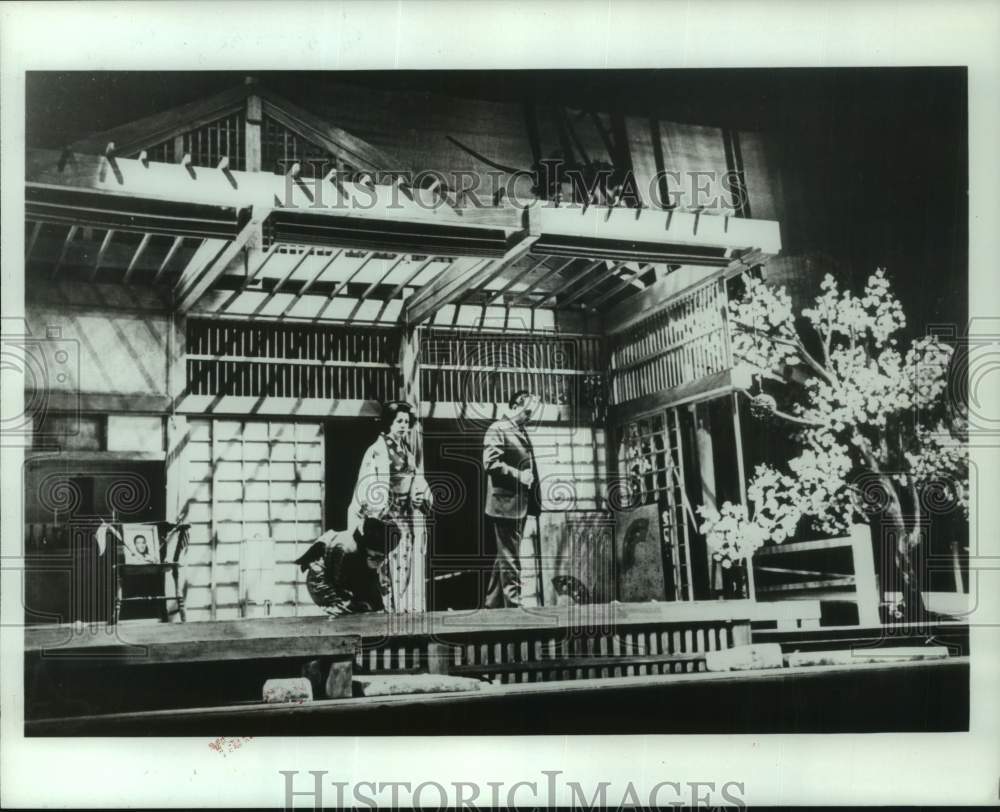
[153,236,186,284]
[586,262,652,310]
[405,237,539,325]
[49,225,78,279]
[531,203,782,255]
[245,93,262,172]
[27,148,520,233]
[560,261,632,309]
[26,221,42,261]
[259,90,394,171]
[88,229,116,282]
[122,233,153,284]
[401,256,489,324]
[508,255,584,309]
[346,253,406,321]
[608,368,744,425]
[482,253,558,307]
[251,247,314,316]
[68,82,251,157]
[602,252,765,336]
[176,216,263,313]
[537,259,608,307]
[327,252,376,300]
[277,248,344,317]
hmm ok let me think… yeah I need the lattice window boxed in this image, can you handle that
[615,408,694,601]
[186,320,398,401]
[180,112,246,171]
[420,329,604,407]
[262,115,335,177]
[609,277,730,405]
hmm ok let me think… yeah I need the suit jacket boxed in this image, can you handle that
[483,417,541,520]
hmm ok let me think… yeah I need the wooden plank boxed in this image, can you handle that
[26,599,820,655]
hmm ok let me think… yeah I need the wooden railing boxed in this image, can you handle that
[185,319,398,401]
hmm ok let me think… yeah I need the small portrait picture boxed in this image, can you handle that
[122,523,159,565]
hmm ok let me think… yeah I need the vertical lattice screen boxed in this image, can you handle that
[262,115,335,177]
[609,278,730,405]
[616,409,694,601]
[420,329,604,407]
[130,112,246,170]
[186,320,398,401]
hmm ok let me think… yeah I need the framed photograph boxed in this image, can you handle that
[121,523,159,565]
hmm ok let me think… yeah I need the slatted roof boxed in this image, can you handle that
[25,80,782,328]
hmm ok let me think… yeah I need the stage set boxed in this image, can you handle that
[21,76,969,734]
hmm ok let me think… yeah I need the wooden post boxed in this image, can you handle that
[850,523,881,627]
[690,402,720,596]
[164,312,190,622]
[731,392,757,602]
[399,326,427,614]
[245,91,262,173]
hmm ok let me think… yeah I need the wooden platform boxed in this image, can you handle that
[25,599,820,660]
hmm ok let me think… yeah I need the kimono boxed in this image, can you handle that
[348,432,432,613]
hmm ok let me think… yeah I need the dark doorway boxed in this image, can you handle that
[324,418,378,532]
[422,420,490,611]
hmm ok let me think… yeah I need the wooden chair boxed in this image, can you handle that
[114,523,189,624]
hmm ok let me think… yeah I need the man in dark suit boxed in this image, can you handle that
[483,389,542,608]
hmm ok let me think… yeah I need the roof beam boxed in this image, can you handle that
[49,225,78,279]
[586,262,654,310]
[602,250,767,335]
[530,202,782,255]
[89,229,116,281]
[404,236,540,325]
[346,253,406,322]
[26,222,42,261]
[276,248,344,317]
[175,215,264,313]
[532,258,603,309]
[122,233,153,284]
[68,83,252,157]
[250,247,315,317]
[559,261,628,309]
[506,255,578,309]
[153,236,186,284]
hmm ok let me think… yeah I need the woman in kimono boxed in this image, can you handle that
[348,401,432,613]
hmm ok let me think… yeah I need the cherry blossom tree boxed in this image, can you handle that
[698,268,967,620]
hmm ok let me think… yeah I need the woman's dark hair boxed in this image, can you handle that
[379,400,414,433]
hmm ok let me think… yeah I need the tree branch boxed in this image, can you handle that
[736,388,827,428]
